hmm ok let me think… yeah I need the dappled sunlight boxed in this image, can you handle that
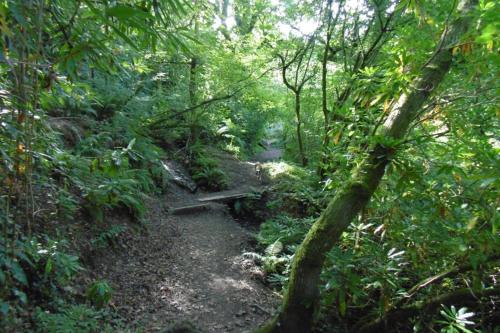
[156,278,194,311]
[209,275,255,292]
[263,161,309,181]
[2,0,497,332]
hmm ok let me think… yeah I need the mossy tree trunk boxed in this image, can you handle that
[255,1,478,332]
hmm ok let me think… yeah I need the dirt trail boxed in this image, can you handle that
[93,150,280,332]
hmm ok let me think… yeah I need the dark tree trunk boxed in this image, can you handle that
[295,92,307,167]
[255,1,478,332]
[187,15,200,147]
[319,0,334,178]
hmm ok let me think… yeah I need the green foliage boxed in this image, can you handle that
[437,306,478,333]
[55,189,80,222]
[257,215,314,288]
[264,162,324,215]
[86,281,113,309]
[47,107,170,222]
[92,225,128,249]
[162,320,200,333]
[47,149,146,223]
[191,166,228,191]
[0,234,83,328]
[258,215,314,248]
[34,303,133,333]
[35,305,102,333]
[83,176,146,222]
[0,0,498,331]
[188,145,228,191]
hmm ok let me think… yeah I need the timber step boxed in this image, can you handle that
[170,203,212,215]
[170,188,264,215]
[196,188,263,203]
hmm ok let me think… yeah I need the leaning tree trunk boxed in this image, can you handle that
[255,1,478,332]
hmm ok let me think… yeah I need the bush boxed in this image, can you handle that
[258,215,314,248]
[35,305,102,333]
[263,161,324,216]
[188,144,228,191]
[255,215,315,289]
[191,166,228,191]
[0,234,83,328]
[86,281,112,309]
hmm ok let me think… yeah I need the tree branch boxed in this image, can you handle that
[148,66,274,128]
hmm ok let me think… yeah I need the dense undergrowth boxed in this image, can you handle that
[1,76,153,331]
[254,146,499,332]
[0,54,270,333]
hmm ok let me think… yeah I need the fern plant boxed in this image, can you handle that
[188,144,228,191]
[36,304,101,333]
[191,166,228,191]
[83,178,146,222]
[91,225,128,248]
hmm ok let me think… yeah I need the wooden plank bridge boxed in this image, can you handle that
[170,188,264,215]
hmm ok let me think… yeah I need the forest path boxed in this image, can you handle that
[93,149,281,332]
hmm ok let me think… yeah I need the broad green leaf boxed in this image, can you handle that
[10,260,28,286]
[106,5,152,20]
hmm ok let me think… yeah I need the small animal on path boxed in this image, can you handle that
[255,162,263,183]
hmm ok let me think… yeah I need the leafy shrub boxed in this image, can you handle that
[188,144,228,191]
[91,225,128,249]
[39,81,96,118]
[258,215,314,248]
[86,281,112,309]
[436,305,477,333]
[83,177,146,223]
[35,304,112,333]
[191,166,228,191]
[48,137,164,223]
[264,161,324,216]
[91,77,132,120]
[56,189,80,221]
[0,234,83,327]
[256,215,315,289]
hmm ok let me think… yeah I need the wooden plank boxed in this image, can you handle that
[198,188,265,202]
[197,191,261,203]
[170,203,211,215]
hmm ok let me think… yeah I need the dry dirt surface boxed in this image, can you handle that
[253,148,282,163]
[93,151,280,332]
